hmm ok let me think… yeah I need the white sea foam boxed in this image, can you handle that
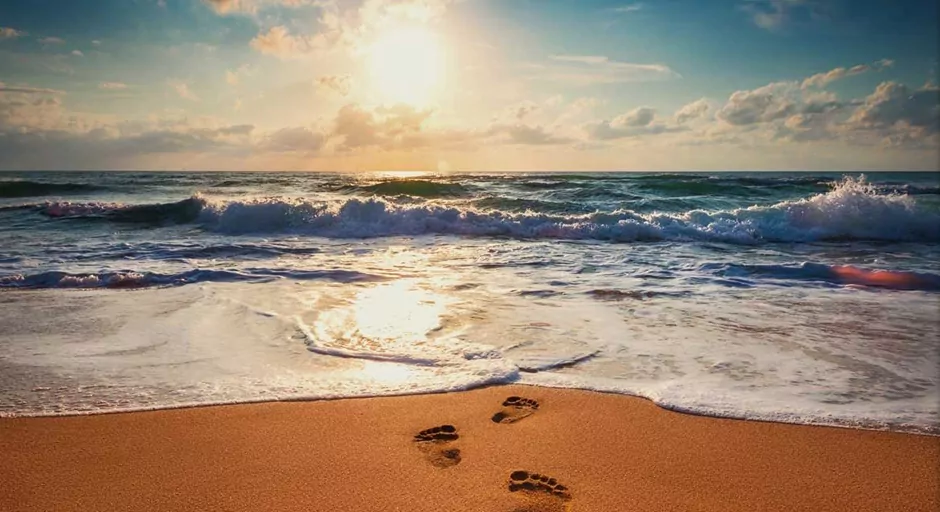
[35,176,940,243]
[193,177,938,242]
[1,277,936,434]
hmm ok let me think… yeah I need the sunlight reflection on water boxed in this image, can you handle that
[309,279,459,358]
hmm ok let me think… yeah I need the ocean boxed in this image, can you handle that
[0,171,938,434]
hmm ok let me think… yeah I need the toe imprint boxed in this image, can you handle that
[508,470,572,501]
[492,397,540,424]
[414,425,461,468]
[414,424,459,442]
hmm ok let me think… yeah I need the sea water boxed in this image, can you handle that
[0,171,937,434]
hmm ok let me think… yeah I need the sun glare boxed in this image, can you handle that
[368,26,444,106]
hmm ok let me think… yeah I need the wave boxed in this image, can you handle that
[472,196,591,214]
[0,180,105,198]
[45,242,324,262]
[42,197,205,224]
[0,203,41,213]
[704,262,940,291]
[351,180,471,198]
[35,176,940,244]
[515,350,601,373]
[877,184,940,196]
[633,175,831,196]
[0,268,385,290]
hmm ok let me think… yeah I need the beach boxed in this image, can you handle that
[2,385,937,512]
[1,0,939,505]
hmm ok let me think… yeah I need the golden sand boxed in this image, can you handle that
[2,385,937,511]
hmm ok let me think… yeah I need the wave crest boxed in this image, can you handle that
[35,176,940,243]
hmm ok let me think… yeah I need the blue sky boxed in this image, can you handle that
[0,0,937,170]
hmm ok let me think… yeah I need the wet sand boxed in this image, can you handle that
[1,385,937,512]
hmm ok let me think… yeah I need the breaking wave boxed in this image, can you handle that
[35,176,940,243]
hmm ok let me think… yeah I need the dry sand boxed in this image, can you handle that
[1,385,937,512]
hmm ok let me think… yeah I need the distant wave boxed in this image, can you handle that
[877,184,940,195]
[472,196,591,214]
[632,175,831,196]
[49,242,324,262]
[0,268,385,290]
[0,180,105,198]
[351,179,471,198]
[36,176,940,243]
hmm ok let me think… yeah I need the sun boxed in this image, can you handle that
[368,25,444,106]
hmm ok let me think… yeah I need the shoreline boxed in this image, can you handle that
[2,385,937,512]
[3,382,938,437]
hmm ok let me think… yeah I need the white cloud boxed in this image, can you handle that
[0,82,68,132]
[99,82,128,90]
[611,106,656,127]
[248,0,459,58]
[0,83,65,95]
[38,37,65,45]
[586,107,688,140]
[847,82,938,129]
[0,120,257,170]
[701,67,938,150]
[71,50,84,57]
[250,26,333,58]
[535,55,680,85]
[801,59,894,89]
[488,123,574,145]
[204,0,258,14]
[91,40,102,46]
[717,82,799,125]
[263,126,327,153]
[675,98,710,123]
[740,0,829,31]
[0,27,25,40]
[168,81,199,101]
[333,103,434,150]
[204,0,321,15]
[611,3,643,13]
[551,55,614,65]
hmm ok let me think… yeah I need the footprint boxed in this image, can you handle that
[492,396,539,424]
[413,425,461,468]
[508,470,572,511]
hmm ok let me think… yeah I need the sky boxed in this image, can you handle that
[0,0,937,171]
